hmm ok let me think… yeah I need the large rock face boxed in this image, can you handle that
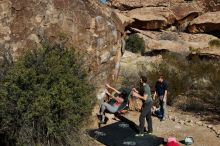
[109,0,220,12]
[201,0,220,12]
[109,0,220,32]
[188,11,220,34]
[0,0,124,92]
[111,0,204,31]
[126,7,176,30]
[131,28,218,54]
[108,0,186,10]
[108,0,220,57]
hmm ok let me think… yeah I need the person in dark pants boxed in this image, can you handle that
[153,74,168,121]
[132,76,153,136]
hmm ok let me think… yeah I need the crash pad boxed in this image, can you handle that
[89,121,164,146]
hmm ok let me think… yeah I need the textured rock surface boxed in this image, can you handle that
[109,0,220,12]
[107,0,220,56]
[126,7,176,30]
[108,0,220,50]
[201,0,220,12]
[170,2,203,31]
[188,11,220,34]
[111,10,134,31]
[0,0,124,92]
[108,0,186,10]
[108,0,220,32]
[108,0,216,32]
[131,28,218,54]
[170,2,202,21]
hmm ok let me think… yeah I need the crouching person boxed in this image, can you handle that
[152,106,163,119]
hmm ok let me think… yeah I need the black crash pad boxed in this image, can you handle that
[89,121,164,146]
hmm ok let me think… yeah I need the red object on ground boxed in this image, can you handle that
[165,141,180,146]
[118,109,128,114]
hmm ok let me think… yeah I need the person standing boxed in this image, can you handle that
[153,74,168,121]
[132,76,153,136]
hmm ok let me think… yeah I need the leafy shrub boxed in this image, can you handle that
[125,34,145,54]
[0,44,95,145]
[209,39,220,47]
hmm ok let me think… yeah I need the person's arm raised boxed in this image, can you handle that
[105,90,117,100]
[106,84,121,94]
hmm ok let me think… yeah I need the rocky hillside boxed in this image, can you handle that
[1,0,219,95]
[108,0,220,57]
[107,0,220,116]
[0,0,125,94]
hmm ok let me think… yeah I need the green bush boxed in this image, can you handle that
[209,39,220,47]
[0,44,95,145]
[125,34,145,54]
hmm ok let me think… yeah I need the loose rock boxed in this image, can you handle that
[196,121,203,126]
[178,120,185,125]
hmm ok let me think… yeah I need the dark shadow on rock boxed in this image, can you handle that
[143,49,169,57]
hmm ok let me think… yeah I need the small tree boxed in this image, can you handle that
[0,44,95,145]
[125,34,145,55]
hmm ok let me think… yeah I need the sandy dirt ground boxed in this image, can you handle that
[87,106,220,146]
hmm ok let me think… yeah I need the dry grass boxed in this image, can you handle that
[120,52,220,113]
